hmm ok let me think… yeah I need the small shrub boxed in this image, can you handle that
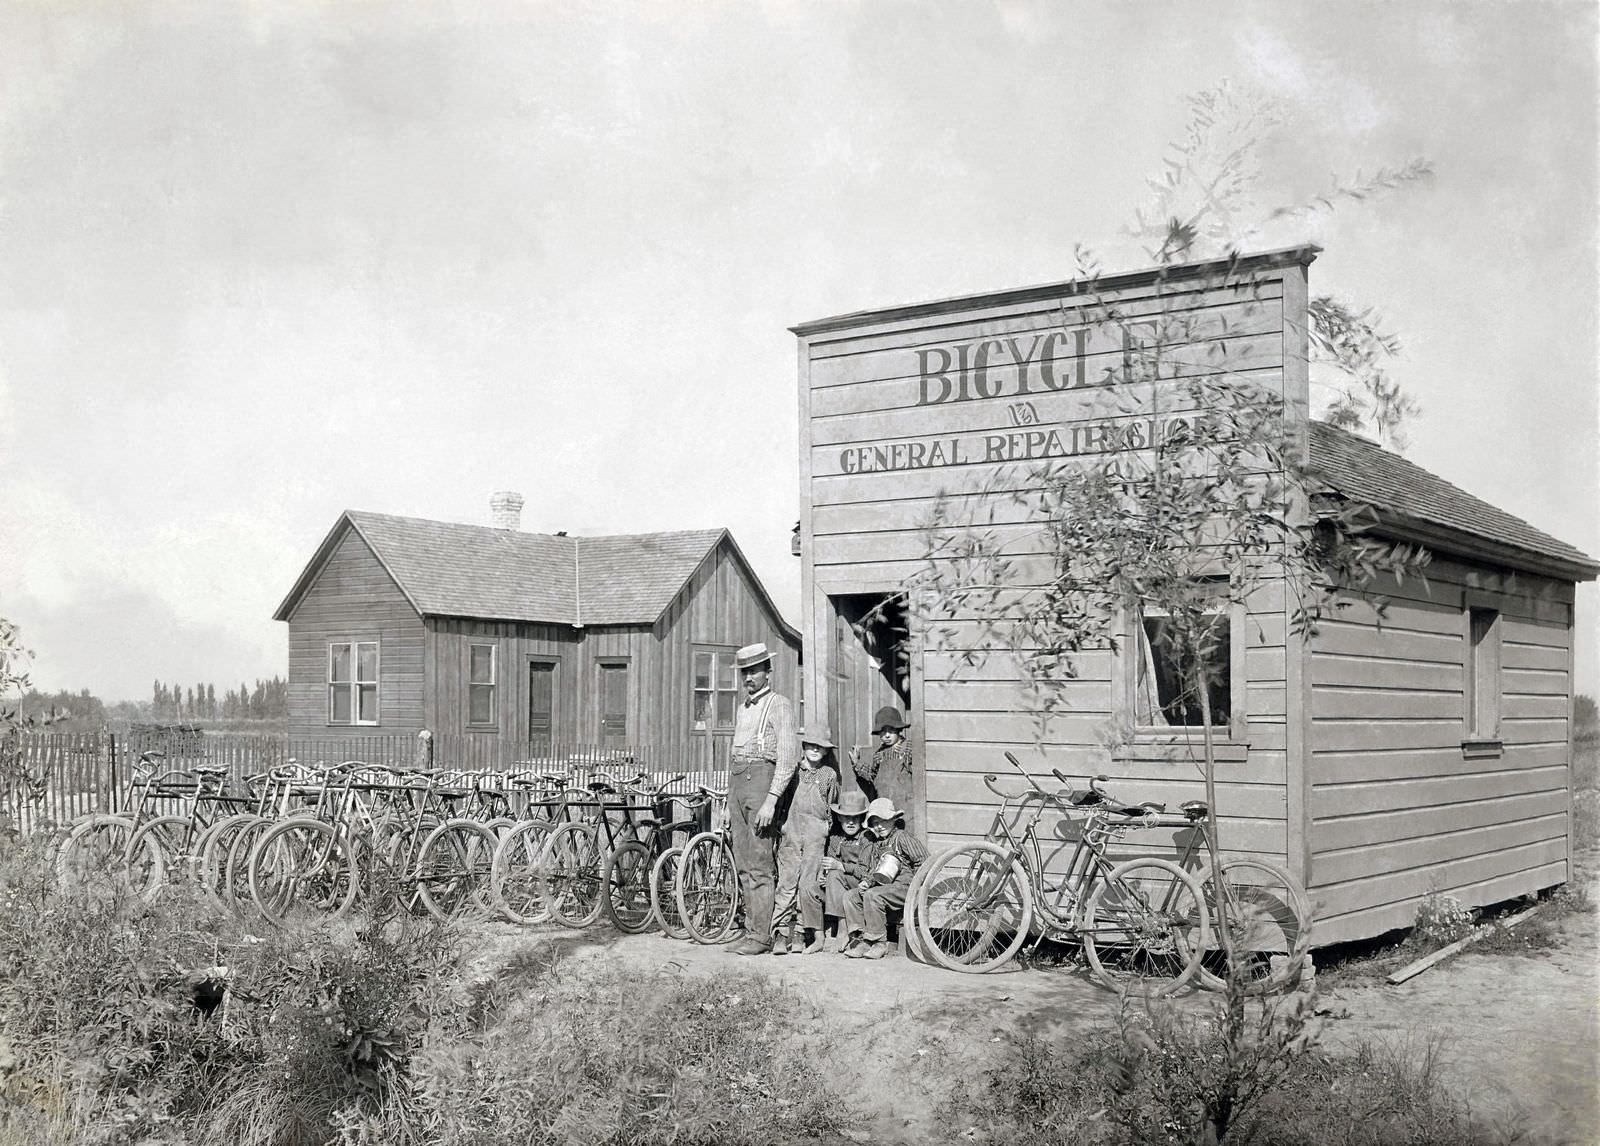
[1413,893,1476,948]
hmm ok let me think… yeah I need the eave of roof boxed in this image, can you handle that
[1308,420,1599,582]
[789,245,1322,338]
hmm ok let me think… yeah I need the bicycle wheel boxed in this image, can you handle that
[248,817,359,928]
[415,819,499,922]
[1190,858,1313,995]
[1082,857,1207,996]
[490,817,555,925]
[127,815,193,902]
[914,842,1034,973]
[603,840,655,933]
[650,845,689,940]
[56,814,153,901]
[224,816,275,915]
[196,814,256,908]
[675,831,740,944]
[543,822,606,928]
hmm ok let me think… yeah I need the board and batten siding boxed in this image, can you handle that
[1306,558,1576,944]
[653,539,802,769]
[420,539,799,769]
[284,527,426,737]
[423,618,579,747]
[797,251,1314,870]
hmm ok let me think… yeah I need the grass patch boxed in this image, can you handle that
[943,1001,1522,1145]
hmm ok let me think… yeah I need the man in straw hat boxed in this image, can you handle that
[726,642,798,955]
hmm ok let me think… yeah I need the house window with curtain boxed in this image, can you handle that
[691,647,738,732]
[468,643,497,727]
[329,641,379,725]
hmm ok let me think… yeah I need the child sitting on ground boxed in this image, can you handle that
[842,798,928,960]
[798,789,873,953]
[770,728,841,955]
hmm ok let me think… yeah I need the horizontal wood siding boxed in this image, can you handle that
[799,260,1309,878]
[284,527,425,737]
[1307,558,1576,943]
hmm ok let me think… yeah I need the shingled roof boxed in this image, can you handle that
[275,512,798,631]
[1308,420,1599,579]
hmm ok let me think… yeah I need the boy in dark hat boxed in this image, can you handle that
[798,789,873,953]
[770,727,840,955]
[851,705,914,831]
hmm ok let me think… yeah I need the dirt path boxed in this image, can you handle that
[468,904,1599,1145]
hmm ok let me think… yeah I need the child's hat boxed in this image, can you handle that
[800,727,835,750]
[872,706,909,733]
[865,797,905,825]
[829,790,870,817]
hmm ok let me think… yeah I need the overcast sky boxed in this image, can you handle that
[1,0,1595,703]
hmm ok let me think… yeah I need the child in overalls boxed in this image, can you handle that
[842,797,928,960]
[770,728,840,955]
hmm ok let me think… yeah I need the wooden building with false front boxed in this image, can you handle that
[791,245,1598,944]
[273,502,800,770]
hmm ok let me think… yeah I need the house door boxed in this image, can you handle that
[528,661,556,755]
[598,662,629,747]
[829,593,917,829]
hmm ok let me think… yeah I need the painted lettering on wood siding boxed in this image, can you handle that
[917,324,1157,406]
[836,417,1181,474]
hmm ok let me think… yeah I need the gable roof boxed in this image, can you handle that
[1308,420,1599,580]
[274,512,801,636]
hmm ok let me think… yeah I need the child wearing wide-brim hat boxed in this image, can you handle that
[851,707,914,829]
[798,788,872,953]
[771,727,841,956]
[840,797,928,960]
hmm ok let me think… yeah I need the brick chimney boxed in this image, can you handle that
[489,490,524,530]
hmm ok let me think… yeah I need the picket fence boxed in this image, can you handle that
[0,729,731,833]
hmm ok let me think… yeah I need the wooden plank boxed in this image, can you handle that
[1309,846,1565,926]
[1313,718,1465,754]
[1502,641,1569,671]
[925,799,1287,854]
[1387,903,1543,984]
[1314,810,1568,885]
[1312,687,1462,721]
[808,280,1285,362]
[1500,667,1570,696]
[1310,764,1569,819]
[1309,741,1569,785]
[924,767,1288,819]
[1310,653,1463,692]
[923,677,1113,711]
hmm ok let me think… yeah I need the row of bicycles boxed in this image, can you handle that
[52,752,748,942]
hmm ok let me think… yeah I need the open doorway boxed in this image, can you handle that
[828,592,918,828]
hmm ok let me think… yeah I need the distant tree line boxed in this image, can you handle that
[150,677,287,722]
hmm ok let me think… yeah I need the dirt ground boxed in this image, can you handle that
[468,888,1600,1146]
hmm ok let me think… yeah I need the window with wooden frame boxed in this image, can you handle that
[329,641,379,725]
[1464,604,1503,751]
[691,646,738,733]
[468,643,497,727]
[1124,579,1247,744]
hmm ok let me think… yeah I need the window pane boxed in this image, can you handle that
[716,691,736,728]
[693,690,711,728]
[357,684,378,723]
[356,643,379,682]
[693,652,712,691]
[470,644,494,684]
[330,645,351,683]
[1138,611,1229,727]
[469,683,494,724]
[331,683,353,723]
[715,652,735,691]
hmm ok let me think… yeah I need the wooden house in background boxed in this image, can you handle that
[792,245,1598,944]
[273,504,800,770]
